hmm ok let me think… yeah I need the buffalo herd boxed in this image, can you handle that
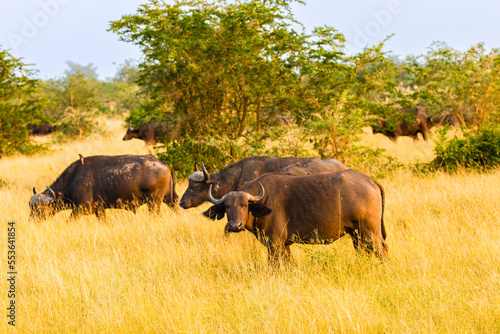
[30,153,388,264]
[29,106,453,265]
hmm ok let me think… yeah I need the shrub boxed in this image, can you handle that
[156,137,246,179]
[425,127,500,172]
[345,146,403,179]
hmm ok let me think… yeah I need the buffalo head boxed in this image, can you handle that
[29,186,62,219]
[179,162,217,208]
[123,127,139,141]
[203,181,271,232]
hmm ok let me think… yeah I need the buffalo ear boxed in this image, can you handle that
[202,204,226,220]
[249,203,272,217]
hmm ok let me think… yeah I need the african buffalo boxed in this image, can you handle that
[429,112,468,128]
[203,170,387,265]
[179,156,321,209]
[29,155,178,220]
[281,158,349,175]
[123,121,168,145]
[27,124,59,135]
[372,107,431,141]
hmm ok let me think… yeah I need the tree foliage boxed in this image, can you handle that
[110,0,409,166]
[46,70,100,138]
[406,42,500,130]
[0,47,47,156]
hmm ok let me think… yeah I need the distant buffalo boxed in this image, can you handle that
[123,121,169,145]
[30,155,178,220]
[203,170,387,265]
[281,158,349,175]
[372,107,431,141]
[429,112,472,128]
[179,156,320,209]
[27,124,58,136]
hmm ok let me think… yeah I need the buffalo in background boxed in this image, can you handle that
[123,121,171,145]
[428,112,477,128]
[179,156,320,209]
[30,154,178,220]
[27,110,59,136]
[27,124,59,136]
[203,170,387,265]
[372,107,432,141]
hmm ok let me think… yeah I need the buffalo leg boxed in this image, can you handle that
[95,209,106,222]
[266,240,291,266]
[69,210,81,220]
[345,228,359,251]
[147,198,162,214]
[358,224,387,259]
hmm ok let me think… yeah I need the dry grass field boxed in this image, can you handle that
[1,120,499,333]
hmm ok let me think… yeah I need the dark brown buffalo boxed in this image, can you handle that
[372,107,431,141]
[203,170,387,265]
[281,158,349,175]
[123,121,168,145]
[29,155,178,220]
[27,124,59,135]
[179,156,321,209]
[429,112,466,128]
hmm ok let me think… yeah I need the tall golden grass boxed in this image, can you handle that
[1,121,499,333]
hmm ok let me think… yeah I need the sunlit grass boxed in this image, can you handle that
[0,122,499,333]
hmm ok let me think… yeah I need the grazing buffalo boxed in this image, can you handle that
[29,155,178,220]
[179,156,321,209]
[429,112,465,128]
[27,124,58,135]
[123,121,168,145]
[372,107,431,141]
[281,158,349,175]
[203,170,387,265]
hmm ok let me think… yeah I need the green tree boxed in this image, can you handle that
[0,47,47,156]
[110,0,310,140]
[47,66,100,138]
[408,42,500,130]
[111,0,411,170]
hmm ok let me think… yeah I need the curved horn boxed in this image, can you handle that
[46,186,56,200]
[33,187,37,195]
[248,181,265,202]
[201,161,210,182]
[194,162,200,172]
[208,183,227,205]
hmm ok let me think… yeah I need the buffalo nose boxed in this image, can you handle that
[225,221,244,232]
[179,199,187,208]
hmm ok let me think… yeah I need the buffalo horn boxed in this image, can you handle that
[248,181,265,202]
[194,162,200,172]
[33,187,37,195]
[201,161,210,182]
[208,184,227,205]
[46,186,56,200]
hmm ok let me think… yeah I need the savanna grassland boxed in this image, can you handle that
[1,120,499,333]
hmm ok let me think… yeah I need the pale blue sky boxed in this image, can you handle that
[1,0,499,79]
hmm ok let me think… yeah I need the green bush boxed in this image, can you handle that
[426,127,500,172]
[124,101,161,128]
[346,146,403,179]
[156,137,246,179]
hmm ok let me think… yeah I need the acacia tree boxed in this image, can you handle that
[0,47,47,156]
[45,63,100,138]
[408,42,500,130]
[111,0,409,173]
[110,0,311,140]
